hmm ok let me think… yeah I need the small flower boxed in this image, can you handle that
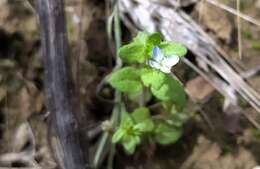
[148,46,180,73]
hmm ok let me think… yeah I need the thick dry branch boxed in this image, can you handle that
[35,0,86,169]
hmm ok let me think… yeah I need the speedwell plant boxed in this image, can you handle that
[107,32,188,154]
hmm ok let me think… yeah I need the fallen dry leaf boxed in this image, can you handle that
[186,76,215,103]
[193,1,233,43]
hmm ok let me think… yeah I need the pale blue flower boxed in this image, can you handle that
[148,46,179,73]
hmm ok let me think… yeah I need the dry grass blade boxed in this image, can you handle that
[236,0,242,59]
[0,152,40,168]
[206,0,260,28]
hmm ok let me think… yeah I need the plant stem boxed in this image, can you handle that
[114,1,122,70]
[94,1,122,168]
[107,1,122,169]
[93,132,109,168]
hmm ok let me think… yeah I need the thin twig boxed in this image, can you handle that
[236,0,242,59]
[206,0,260,27]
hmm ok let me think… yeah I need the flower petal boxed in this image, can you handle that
[148,60,161,70]
[160,66,172,73]
[152,46,164,62]
[162,55,180,67]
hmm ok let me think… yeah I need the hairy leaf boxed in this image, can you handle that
[134,119,154,132]
[154,122,182,145]
[118,43,146,63]
[140,68,186,109]
[159,42,187,57]
[108,67,142,93]
[132,107,150,123]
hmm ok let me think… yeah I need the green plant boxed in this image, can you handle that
[107,32,188,154]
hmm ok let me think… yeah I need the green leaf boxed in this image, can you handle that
[154,122,182,145]
[115,112,140,144]
[133,32,149,44]
[152,75,186,109]
[118,32,149,63]
[108,67,142,93]
[113,111,143,155]
[122,135,141,154]
[112,128,125,143]
[159,42,187,57]
[131,107,154,133]
[164,112,188,128]
[118,43,146,63]
[140,68,186,109]
[112,80,142,93]
[128,90,152,103]
[134,119,154,132]
[119,32,164,63]
[132,107,150,123]
[147,32,162,45]
[140,68,165,89]
[146,32,162,57]
[120,111,134,128]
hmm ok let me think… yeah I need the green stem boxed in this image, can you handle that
[107,145,116,169]
[107,2,122,169]
[93,132,109,168]
[94,0,122,168]
[93,100,122,168]
[113,1,122,70]
[107,97,122,169]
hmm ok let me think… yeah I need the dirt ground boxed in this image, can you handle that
[0,0,260,169]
